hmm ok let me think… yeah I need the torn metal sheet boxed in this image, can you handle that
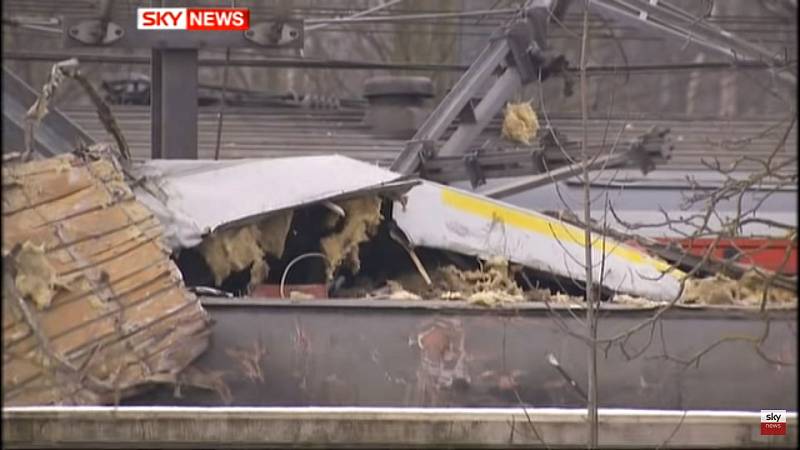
[2,149,211,406]
[131,155,415,249]
[393,182,683,301]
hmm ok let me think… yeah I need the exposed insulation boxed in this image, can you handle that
[382,257,524,306]
[320,196,383,279]
[198,211,293,289]
[367,280,422,301]
[465,290,523,306]
[9,242,63,310]
[680,271,797,306]
[200,226,265,287]
[501,102,539,145]
[612,294,663,307]
[2,149,211,406]
[447,258,524,306]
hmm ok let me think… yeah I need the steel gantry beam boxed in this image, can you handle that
[390,0,794,193]
[390,0,568,175]
[389,36,514,174]
[2,67,95,157]
[149,49,198,159]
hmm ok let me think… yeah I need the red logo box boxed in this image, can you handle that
[187,8,249,31]
[761,422,787,436]
[137,8,250,31]
[760,410,787,436]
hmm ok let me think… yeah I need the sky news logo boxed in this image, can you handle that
[137,8,249,31]
[761,410,787,436]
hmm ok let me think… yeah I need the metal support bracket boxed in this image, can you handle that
[457,99,479,124]
[481,127,674,198]
[244,21,303,47]
[419,148,546,184]
[66,20,125,45]
[531,148,547,173]
[418,140,437,162]
[539,126,571,152]
[390,36,511,174]
[464,151,486,188]
[390,0,570,175]
[415,140,437,179]
[506,23,540,84]
[506,3,555,84]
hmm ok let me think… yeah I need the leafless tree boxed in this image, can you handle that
[528,1,796,447]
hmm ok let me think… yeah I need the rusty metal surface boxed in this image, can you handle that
[124,299,797,411]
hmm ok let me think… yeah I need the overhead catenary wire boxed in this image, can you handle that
[5,1,794,119]
[3,2,796,34]
[1,17,61,34]
[3,51,794,74]
[303,8,519,25]
[213,47,231,161]
[4,16,793,47]
[305,0,407,32]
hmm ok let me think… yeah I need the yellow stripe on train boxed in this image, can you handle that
[440,187,684,277]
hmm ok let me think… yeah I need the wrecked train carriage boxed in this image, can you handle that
[130,155,418,296]
[2,150,211,406]
[127,154,692,303]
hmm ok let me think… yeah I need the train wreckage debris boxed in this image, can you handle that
[2,148,211,406]
[3,149,796,407]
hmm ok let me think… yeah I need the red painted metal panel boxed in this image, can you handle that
[655,238,797,274]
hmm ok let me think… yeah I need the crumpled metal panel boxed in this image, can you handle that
[393,181,683,301]
[131,155,415,249]
[2,150,211,406]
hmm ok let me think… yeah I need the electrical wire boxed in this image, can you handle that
[305,0,406,32]
[4,51,794,75]
[213,47,231,160]
[303,8,519,25]
[4,13,793,42]
[280,253,328,299]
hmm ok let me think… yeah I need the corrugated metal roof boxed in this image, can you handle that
[64,105,798,174]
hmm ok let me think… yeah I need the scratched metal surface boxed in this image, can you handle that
[123,299,798,410]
